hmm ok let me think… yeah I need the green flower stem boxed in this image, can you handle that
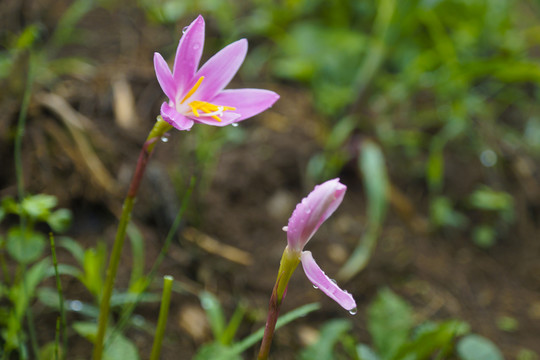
[93,118,172,360]
[258,246,301,360]
[150,275,174,360]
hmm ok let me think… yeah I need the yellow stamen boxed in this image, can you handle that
[189,100,236,122]
[180,76,205,104]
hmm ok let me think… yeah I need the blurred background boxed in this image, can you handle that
[1,0,540,359]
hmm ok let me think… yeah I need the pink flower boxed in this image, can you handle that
[154,15,279,131]
[286,179,356,311]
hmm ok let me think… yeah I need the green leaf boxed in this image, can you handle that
[6,227,46,263]
[194,343,241,360]
[357,344,380,360]
[81,242,106,298]
[15,24,41,50]
[430,196,467,228]
[58,236,85,264]
[230,303,321,355]
[472,225,496,248]
[45,263,82,278]
[299,319,352,360]
[21,194,57,220]
[10,258,51,319]
[72,321,140,360]
[496,316,519,332]
[426,149,444,192]
[361,141,389,226]
[1,197,19,214]
[394,320,470,360]
[103,333,140,360]
[457,334,503,360]
[127,224,145,292]
[37,288,98,318]
[199,291,226,343]
[469,187,513,212]
[337,141,389,281]
[368,288,413,360]
[47,208,72,232]
[221,304,245,346]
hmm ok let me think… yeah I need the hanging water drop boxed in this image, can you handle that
[161,136,169,143]
[348,307,358,315]
[182,26,189,34]
[282,226,288,232]
[312,285,319,289]
[231,123,239,127]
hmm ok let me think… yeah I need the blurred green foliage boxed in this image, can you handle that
[338,141,389,281]
[194,297,320,360]
[1,0,536,357]
[147,0,539,246]
[300,288,512,360]
[0,194,72,356]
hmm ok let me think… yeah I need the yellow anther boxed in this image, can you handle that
[180,76,205,104]
[189,100,236,122]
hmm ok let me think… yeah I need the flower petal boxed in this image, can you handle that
[287,179,346,251]
[172,15,205,97]
[210,89,280,121]
[301,251,356,311]
[192,39,248,101]
[160,102,194,131]
[154,52,176,101]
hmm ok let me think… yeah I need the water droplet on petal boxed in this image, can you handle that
[330,278,337,284]
[282,226,288,232]
[231,123,239,127]
[305,208,311,214]
[349,307,358,315]
[182,26,189,34]
[312,285,319,289]
[193,43,200,50]
[69,300,83,312]
[161,136,169,143]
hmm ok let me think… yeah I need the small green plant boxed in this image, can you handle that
[194,290,320,360]
[300,288,505,360]
[35,229,162,359]
[0,194,72,357]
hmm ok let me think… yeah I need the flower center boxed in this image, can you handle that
[180,76,236,122]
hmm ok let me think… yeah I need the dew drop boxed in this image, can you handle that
[69,300,83,312]
[312,285,319,289]
[193,43,200,50]
[182,26,189,34]
[349,307,358,315]
[305,208,311,214]
[480,149,497,167]
[231,123,239,127]
[330,278,337,284]
[161,135,169,143]
[282,226,288,232]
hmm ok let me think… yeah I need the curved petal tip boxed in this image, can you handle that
[301,251,356,311]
